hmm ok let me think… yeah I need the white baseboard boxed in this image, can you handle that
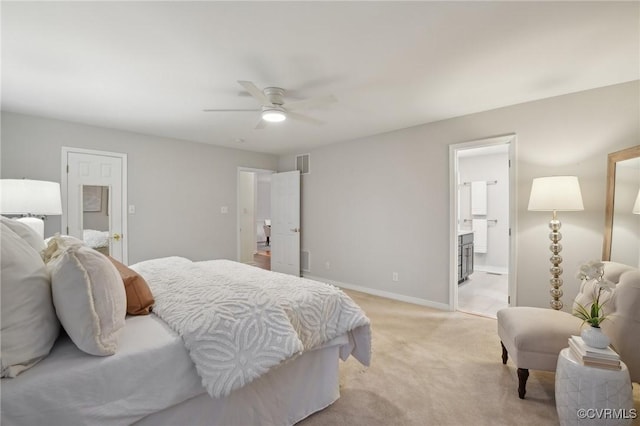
[303,274,450,311]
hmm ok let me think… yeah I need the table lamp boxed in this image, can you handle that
[528,176,584,310]
[0,179,63,238]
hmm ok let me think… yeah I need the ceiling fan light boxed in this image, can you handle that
[262,108,286,123]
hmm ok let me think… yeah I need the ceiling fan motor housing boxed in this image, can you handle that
[263,87,285,106]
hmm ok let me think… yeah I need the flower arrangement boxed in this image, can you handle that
[572,260,614,328]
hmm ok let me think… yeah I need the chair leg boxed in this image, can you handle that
[501,341,508,364]
[499,341,527,399]
[517,368,529,399]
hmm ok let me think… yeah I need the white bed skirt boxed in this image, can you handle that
[2,315,346,426]
[134,336,345,426]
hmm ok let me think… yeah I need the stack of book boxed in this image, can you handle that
[568,335,621,370]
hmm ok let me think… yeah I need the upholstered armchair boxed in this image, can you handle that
[497,261,640,399]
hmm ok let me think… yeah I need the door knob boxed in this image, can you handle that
[112,233,122,241]
[290,228,300,233]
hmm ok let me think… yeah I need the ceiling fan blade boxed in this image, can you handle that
[286,111,326,126]
[202,108,259,112]
[238,80,271,105]
[255,118,268,130]
[284,94,337,111]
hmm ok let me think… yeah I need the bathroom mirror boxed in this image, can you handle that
[82,185,110,256]
[603,145,640,266]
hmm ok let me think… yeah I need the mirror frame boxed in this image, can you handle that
[602,145,640,260]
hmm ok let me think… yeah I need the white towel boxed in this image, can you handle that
[471,181,487,215]
[472,219,487,253]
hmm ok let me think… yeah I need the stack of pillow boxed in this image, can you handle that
[1,219,59,377]
[0,216,154,378]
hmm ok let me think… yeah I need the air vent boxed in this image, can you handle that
[296,154,310,175]
[301,250,310,272]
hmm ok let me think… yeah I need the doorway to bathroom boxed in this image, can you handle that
[449,135,516,318]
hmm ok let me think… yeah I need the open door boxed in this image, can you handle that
[270,170,300,276]
[448,135,516,316]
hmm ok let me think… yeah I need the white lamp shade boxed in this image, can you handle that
[528,176,584,211]
[0,179,63,215]
[633,189,640,214]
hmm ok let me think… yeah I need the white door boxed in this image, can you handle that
[270,170,300,276]
[62,148,128,263]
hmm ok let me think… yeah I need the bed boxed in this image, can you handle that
[1,218,371,426]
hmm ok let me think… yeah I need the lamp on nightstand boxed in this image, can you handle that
[0,179,63,238]
[528,176,584,310]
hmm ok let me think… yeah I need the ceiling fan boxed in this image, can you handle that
[203,81,337,129]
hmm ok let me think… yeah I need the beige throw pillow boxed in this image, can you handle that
[48,245,126,356]
[42,233,85,264]
[0,223,60,377]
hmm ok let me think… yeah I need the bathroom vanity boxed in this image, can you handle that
[458,231,474,283]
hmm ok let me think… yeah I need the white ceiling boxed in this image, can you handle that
[2,1,638,155]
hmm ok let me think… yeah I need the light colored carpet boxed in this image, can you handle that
[299,290,640,426]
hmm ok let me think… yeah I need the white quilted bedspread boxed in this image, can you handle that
[130,257,371,398]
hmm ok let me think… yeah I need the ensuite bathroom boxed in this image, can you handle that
[456,144,511,318]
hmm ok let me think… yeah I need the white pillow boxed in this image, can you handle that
[48,245,126,356]
[0,223,60,377]
[0,216,46,254]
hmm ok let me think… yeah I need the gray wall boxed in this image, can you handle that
[279,81,640,310]
[1,112,278,263]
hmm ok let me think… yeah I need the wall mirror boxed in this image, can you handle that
[82,185,111,256]
[603,145,640,267]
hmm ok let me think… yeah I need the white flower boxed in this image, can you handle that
[576,260,605,283]
[596,278,615,293]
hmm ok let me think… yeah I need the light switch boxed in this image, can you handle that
[128,205,136,214]
[221,206,229,214]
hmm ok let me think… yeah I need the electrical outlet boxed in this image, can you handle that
[392,272,399,282]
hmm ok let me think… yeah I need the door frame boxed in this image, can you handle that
[236,167,275,263]
[61,146,128,264]
[448,134,517,312]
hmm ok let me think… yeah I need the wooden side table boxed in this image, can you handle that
[555,348,634,426]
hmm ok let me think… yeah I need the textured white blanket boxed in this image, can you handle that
[131,257,371,398]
